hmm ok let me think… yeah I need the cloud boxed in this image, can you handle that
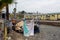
[9,0,60,13]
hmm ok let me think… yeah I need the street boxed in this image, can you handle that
[8,24,60,40]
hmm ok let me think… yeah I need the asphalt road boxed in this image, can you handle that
[8,24,60,40]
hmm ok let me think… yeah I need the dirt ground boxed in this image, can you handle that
[8,24,60,40]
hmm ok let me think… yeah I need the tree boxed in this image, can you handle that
[0,1,14,40]
[0,1,6,12]
[21,11,26,14]
[0,0,14,20]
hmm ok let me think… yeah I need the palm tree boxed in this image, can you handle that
[0,0,13,20]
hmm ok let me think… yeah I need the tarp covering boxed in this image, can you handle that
[23,19,34,37]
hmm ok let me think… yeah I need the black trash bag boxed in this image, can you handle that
[12,26,15,31]
[7,27,10,34]
[15,30,23,34]
[34,25,40,34]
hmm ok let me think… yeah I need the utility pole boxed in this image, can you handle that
[4,2,9,40]
[13,2,17,19]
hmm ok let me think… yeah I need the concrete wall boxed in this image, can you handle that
[17,13,60,20]
[49,14,57,20]
[58,14,60,20]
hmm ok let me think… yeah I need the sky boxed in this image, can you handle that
[2,0,60,13]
